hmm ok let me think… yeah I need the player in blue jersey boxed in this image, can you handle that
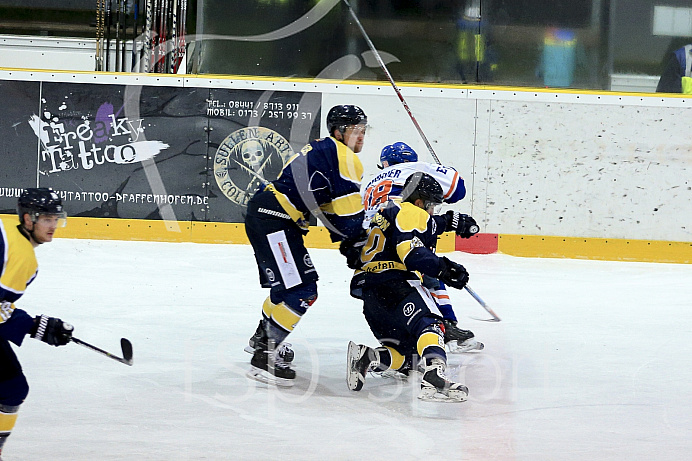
[0,188,75,458]
[245,105,368,386]
[361,142,482,353]
[346,173,471,402]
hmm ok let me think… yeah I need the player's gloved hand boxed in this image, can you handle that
[31,315,74,346]
[437,256,469,290]
[443,211,479,238]
[339,231,368,270]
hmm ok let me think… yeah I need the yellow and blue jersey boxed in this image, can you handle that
[266,137,364,240]
[0,220,38,345]
[358,201,445,279]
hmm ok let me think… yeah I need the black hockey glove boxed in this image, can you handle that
[31,315,74,346]
[437,256,469,290]
[443,211,479,238]
[339,231,368,270]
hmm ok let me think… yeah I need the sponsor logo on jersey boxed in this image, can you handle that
[403,302,415,316]
[303,254,313,268]
[410,236,425,249]
[265,268,276,282]
[213,127,294,207]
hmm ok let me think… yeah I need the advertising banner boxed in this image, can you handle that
[0,80,42,213]
[0,80,321,223]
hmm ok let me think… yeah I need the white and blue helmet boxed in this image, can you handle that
[379,142,418,168]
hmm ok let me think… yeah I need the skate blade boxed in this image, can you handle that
[243,345,254,354]
[346,341,365,391]
[447,339,484,354]
[246,366,295,388]
[374,370,410,380]
[418,387,468,403]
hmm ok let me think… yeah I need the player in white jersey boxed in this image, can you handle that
[361,142,483,354]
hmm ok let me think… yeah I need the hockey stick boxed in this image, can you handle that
[121,0,128,72]
[341,0,498,321]
[115,0,121,71]
[131,0,138,71]
[465,285,500,322]
[71,337,133,366]
[105,0,111,71]
[341,0,440,164]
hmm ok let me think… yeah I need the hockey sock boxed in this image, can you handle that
[416,324,447,364]
[260,297,299,345]
[0,404,20,455]
[261,296,277,321]
[436,304,457,323]
[381,346,404,372]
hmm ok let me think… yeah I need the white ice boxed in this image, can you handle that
[6,238,692,460]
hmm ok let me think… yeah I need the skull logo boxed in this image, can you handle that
[241,139,265,172]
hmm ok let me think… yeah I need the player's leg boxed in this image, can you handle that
[423,276,483,353]
[397,281,469,402]
[347,285,410,391]
[0,340,29,457]
[244,196,319,384]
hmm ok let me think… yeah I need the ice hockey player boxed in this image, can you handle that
[0,188,75,458]
[347,172,471,402]
[244,105,368,386]
[361,141,482,354]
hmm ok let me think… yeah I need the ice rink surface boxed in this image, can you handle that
[5,238,692,460]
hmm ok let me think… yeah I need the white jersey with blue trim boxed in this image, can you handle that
[361,161,466,228]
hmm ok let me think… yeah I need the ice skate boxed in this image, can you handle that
[347,341,377,391]
[244,320,294,363]
[443,319,483,353]
[418,358,468,402]
[247,341,296,387]
[447,338,484,353]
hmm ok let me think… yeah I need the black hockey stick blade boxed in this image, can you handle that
[465,285,501,322]
[71,336,134,366]
[120,338,134,362]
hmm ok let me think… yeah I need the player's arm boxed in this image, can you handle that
[394,205,448,276]
[0,306,35,346]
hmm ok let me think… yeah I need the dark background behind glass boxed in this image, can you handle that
[1,0,691,91]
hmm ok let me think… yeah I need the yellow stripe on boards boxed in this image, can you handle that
[3,213,687,264]
[498,234,692,264]
[270,302,301,332]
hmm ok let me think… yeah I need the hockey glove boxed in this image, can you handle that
[443,211,479,238]
[437,256,469,290]
[31,315,74,346]
[339,231,368,270]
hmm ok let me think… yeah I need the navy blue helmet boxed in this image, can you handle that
[326,105,367,135]
[17,187,66,224]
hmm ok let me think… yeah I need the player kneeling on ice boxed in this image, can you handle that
[345,173,472,402]
[363,141,483,354]
[0,188,74,458]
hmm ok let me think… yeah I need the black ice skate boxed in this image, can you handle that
[347,341,377,391]
[247,341,296,387]
[419,358,468,402]
[244,320,294,363]
[443,319,484,353]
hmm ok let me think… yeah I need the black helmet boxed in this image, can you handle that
[326,105,367,135]
[17,188,66,224]
[402,172,443,209]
